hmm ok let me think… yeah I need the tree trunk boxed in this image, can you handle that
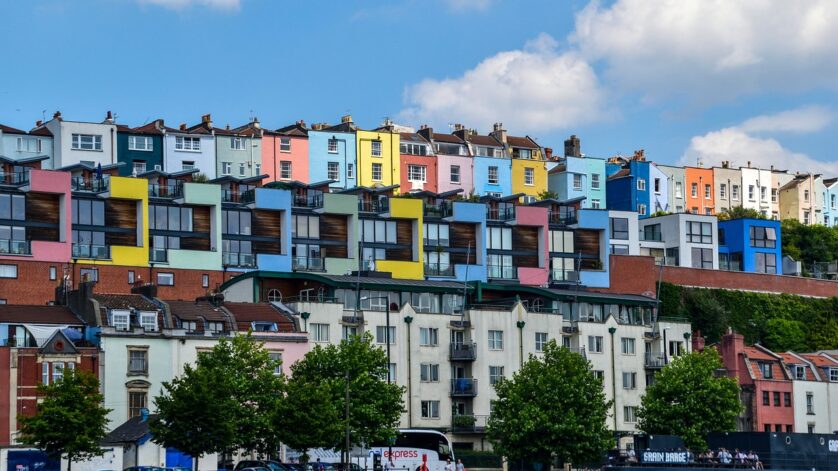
[67,458,72,471]
[193,456,198,471]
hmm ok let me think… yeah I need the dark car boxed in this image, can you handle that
[235,461,289,471]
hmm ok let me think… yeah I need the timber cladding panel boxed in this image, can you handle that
[191,206,211,234]
[26,192,60,241]
[513,226,539,252]
[575,229,601,269]
[386,219,414,261]
[450,223,477,264]
[105,199,138,246]
[252,209,282,254]
[320,214,349,259]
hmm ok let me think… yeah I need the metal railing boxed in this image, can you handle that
[0,171,29,186]
[551,270,579,283]
[548,210,577,225]
[424,202,452,218]
[222,252,255,267]
[293,192,324,208]
[450,342,477,361]
[0,239,31,255]
[640,231,663,242]
[359,199,389,213]
[565,346,586,357]
[71,176,109,193]
[451,414,489,432]
[424,262,454,277]
[486,206,515,221]
[450,378,478,397]
[645,352,667,368]
[222,189,255,204]
[292,256,325,271]
[72,244,110,259]
[148,182,184,199]
[487,264,516,280]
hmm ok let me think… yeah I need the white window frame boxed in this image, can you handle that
[419,327,439,346]
[239,163,246,177]
[311,323,330,342]
[0,264,17,278]
[535,332,548,352]
[421,400,440,419]
[371,163,383,181]
[222,162,232,175]
[691,183,698,198]
[42,362,50,385]
[732,185,740,200]
[591,199,601,209]
[450,165,461,184]
[489,365,505,385]
[638,203,647,216]
[280,161,292,179]
[52,362,65,383]
[157,272,174,286]
[420,363,439,382]
[371,140,382,157]
[376,326,396,345]
[704,184,711,199]
[327,162,340,181]
[140,311,158,331]
[488,166,499,185]
[637,179,646,191]
[591,173,601,190]
[624,406,637,423]
[588,335,603,353]
[408,165,427,183]
[488,330,504,350]
[327,139,339,154]
[524,167,534,186]
[175,136,200,152]
[347,163,355,179]
[128,135,153,152]
[280,137,291,152]
[621,337,636,355]
[111,310,130,331]
[17,137,42,153]
[269,352,283,376]
[623,371,637,389]
[231,137,245,150]
[720,183,727,198]
[675,182,683,198]
[71,134,102,151]
[573,174,583,190]
[132,161,147,174]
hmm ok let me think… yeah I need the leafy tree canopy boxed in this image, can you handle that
[716,205,765,221]
[18,369,111,470]
[486,341,612,466]
[637,349,742,450]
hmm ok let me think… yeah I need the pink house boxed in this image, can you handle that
[263,121,310,183]
[514,205,549,286]
[418,128,475,196]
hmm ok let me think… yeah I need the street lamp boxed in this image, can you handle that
[662,327,671,365]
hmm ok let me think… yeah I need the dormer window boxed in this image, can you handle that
[139,311,158,332]
[207,321,224,333]
[759,362,773,379]
[181,320,198,332]
[830,368,838,382]
[794,365,806,380]
[110,310,131,331]
[252,321,278,332]
[515,148,532,159]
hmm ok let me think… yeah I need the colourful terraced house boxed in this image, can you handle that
[116,120,165,177]
[164,115,217,178]
[356,121,400,190]
[462,126,511,198]
[0,123,53,165]
[308,116,358,190]
[547,136,607,209]
[215,122,262,180]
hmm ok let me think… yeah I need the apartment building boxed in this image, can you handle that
[419,127,472,195]
[308,117,358,190]
[657,164,687,214]
[740,165,773,217]
[638,213,718,269]
[684,166,715,215]
[0,123,53,165]
[779,173,821,225]
[718,218,782,274]
[116,120,166,177]
[40,111,119,170]
[547,136,607,210]
[399,131,437,194]
[257,120,309,183]
[713,163,742,214]
[164,115,217,178]
[605,151,667,218]
[462,126,511,198]
[215,122,263,180]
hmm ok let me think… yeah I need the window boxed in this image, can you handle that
[691,183,698,198]
[637,203,647,216]
[761,186,767,201]
[152,271,174,286]
[80,268,98,282]
[419,327,439,346]
[347,163,354,179]
[755,253,777,274]
[128,349,148,374]
[591,199,601,209]
[794,365,806,380]
[691,248,714,269]
[71,134,102,151]
[140,312,158,331]
[361,219,397,244]
[720,183,727,198]
[269,352,283,375]
[488,166,499,184]
[311,323,329,342]
[535,332,548,352]
[732,185,740,200]
[421,400,440,419]
[182,161,195,171]
[675,182,683,198]
[408,165,427,182]
[760,362,773,379]
[238,163,246,177]
[449,165,461,184]
[488,330,504,350]
[750,226,777,248]
[593,370,605,381]
[654,178,661,193]
[292,215,321,239]
[280,161,292,179]
[342,325,358,340]
[181,320,197,332]
[623,372,637,389]
[420,363,439,382]
[49,266,57,281]
[376,326,396,344]
[489,365,505,385]
[371,140,382,157]
[202,274,209,288]
[573,174,583,190]
[611,244,629,255]
[328,139,339,153]
[111,311,130,330]
[591,173,600,190]
[748,185,756,201]
[516,148,532,159]
[621,337,636,355]
[637,179,646,191]
[686,221,713,243]
[588,335,603,353]
[830,369,838,382]
[773,391,780,406]
[207,322,224,333]
[773,188,779,203]
[175,136,200,151]
[388,363,397,382]
[705,184,711,199]
[128,136,153,151]
[325,162,340,181]
[549,230,574,253]
[610,218,629,239]
[804,211,811,225]
[807,393,814,414]
[624,406,637,423]
[132,161,147,174]
[279,137,291,152]
[371,163,383,181]
[804,189,810,202]
[524,167,534,186]
[784,392,791,407]
[222,162,232,175]
[51,362,65,383]
[17,137,42,153]
[763,391,770,406]
[400,143,428,155]
[231,137,245,150]
[129,391,147,418]
[41,362,49,385]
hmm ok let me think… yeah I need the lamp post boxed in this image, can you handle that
[662,327,671,365]
[345,369,351,470]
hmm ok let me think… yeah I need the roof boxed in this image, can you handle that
[0,124,27,134]
[166,300,229,322]
[528,196,586,207]
[0,154,50,165]
[92,294,159,311]
[777,353,818,381]
[275,122,309,137]
[608,169,631,180]
[801,353,838,368]
[219,270,473,294]
[400,132,429,144]
[337,184,400,195]
[28,126,53,137]
[128,120,168,135]
[431,133,466,145]
[223,302,297,332]
[508,135,539,149]
[479,193,524,202]
[137,168,199,179]
[320,274,470,290]
[58,162,123,172]
[0,305,82,324]
[210,174,267,185]
[743,345,778,361]
[467,134,502,147]
[322,121,358,133]
[102,415,154,445]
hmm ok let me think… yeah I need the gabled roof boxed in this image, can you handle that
[92,294,159,311]
[823,177,838,187]
[508,135,540,149]
[223,302,297,332]
[777,353,818,381]
[126,119,169,135]
[400,132,429,144]
[166,300,229,323]
[0,124,27,134]
[0,154,50,165]
[275,121,309,137]
[209,174,268,185]
[183,121,214,135]
[102,415,155,445]
[0,305,82,324]
[466,134,503,147]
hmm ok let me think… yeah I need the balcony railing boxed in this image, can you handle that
[71,176,109,193]
[451,414,489,432]
[72,244,110,259]
[292,256,325,272]
[548,210,577,225]
[450,342,477,361]
[486,206,515,221]
[424,262,454,277]
[0,171,29,186]
[222,252,255,267]
[551,270,579,283]
[223,189,255,204]
[148,182,184,199]
[149,248,168,263]
[0,239,31,255]
[293,192,324,209]
[562,320,579,334]
[359,199,389,213]
[450,378,478,397]
[645,352,667,368]
[640,232,662,242]
[487,264,516,280]
[424,202,452,218]
[565,346,587,357]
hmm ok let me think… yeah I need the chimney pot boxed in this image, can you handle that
[297,119,305,127]
[35,120,43,127]
[453,123,464,131]
[564,135,581,158]
[747,161,751,168]
[545,147,553,160]
[179,123,187,131]
[341,114,353,124]
[105,110,114,123]
[53,111,62,119]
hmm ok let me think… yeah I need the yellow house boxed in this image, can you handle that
[508,135,547,200]
[375,197,424,280]
[356,126,401,191]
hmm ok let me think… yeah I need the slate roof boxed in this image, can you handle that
[777,353,818,381]
[431,133,466,144]
[466,134,503,147]
[0,305,82,324]
[28,126,53,137]
[0,124,27,134]
[275,122,309,137]
[223,302,297,332]
[102,415,155,445]
[322,122,358,133]
[166,300,232,333]
[608,169,631,180]
[508,135,539,149]
[93,294,159,311]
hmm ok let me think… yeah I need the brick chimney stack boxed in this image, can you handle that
[720,330,744,380]
[692,330,706,352]
[564,135,581,158]
[544,147,553,160]
[104,110,114,124]
[201,114,213,129]
[341,114,353,124]
[417,125,433,142]
[53,111,62,120]
[490,122,507,144]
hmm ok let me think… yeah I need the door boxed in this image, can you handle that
[166,448,194,470]
[450,330,464,346]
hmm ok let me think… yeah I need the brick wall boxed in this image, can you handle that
[661,265,838,298]
[596,254,659,296]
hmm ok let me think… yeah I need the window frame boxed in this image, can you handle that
[128,135,153,152]
[175,136,201,152]
[71,134,102,151]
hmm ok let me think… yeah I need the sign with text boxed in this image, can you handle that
[641,451,690,464]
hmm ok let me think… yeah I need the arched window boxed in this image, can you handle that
[267,289,282,303]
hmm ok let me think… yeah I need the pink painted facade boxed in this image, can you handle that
[515,206,549,286]
[436,154,475,195]
[262,133,310,183]
[5,169,71,263]
[260,333,310,375]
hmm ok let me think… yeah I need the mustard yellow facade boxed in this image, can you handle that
[356,129,400,191]
[375,197,424,280]
[77,176,149,267]
[511,155,548,199]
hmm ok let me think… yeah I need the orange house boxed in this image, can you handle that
[685,167,715,215]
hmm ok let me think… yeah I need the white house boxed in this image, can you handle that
[40,111,118,170]
[639,213,718,269]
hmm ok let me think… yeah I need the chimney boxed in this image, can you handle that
[253,118,261,129]
[381,117,394,129]
[296,119,305,128]
[770,165,774,171]
[201,114,213,129]
[632,149,645,161]
[341,114,353,124]
[104,110,114,124]
[179,123,187,131]
[225,124,231,130]
[692,330,706,352]
[35,120,43,127]
[544,147,553,160]
[53,111,62,120]
[720,331,744,380]
[747,161,751,168]
[453,123,464,132]
[564,135,581,158]
[490,122,507,144]
[722,161,729,169]
[417,125,433,142]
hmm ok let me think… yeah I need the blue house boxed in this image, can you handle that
[309,117,358,190]
[548,155,607,209]
[717,218,782,274]
[460,130,511,197]
[116,120,165,176]
[605,153,656,218]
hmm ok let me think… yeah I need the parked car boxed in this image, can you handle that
[235,460,289,471]
[239,467,271,471]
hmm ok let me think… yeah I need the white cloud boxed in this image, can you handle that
[681,107,838,175]
[137,0,241,10]
[573,0,838,100]
[399,33,610,134]
[444,0,492,12]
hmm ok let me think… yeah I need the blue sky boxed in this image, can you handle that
[2,0,838,174]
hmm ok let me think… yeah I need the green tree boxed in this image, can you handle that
[637,348,741,450]
[537,190,558,201]
[486,341,612,467]
[152,333,285,468]
[278,333,404,459]
[716,206,765,221]
[18,369,111,471]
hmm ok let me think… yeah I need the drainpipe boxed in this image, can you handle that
[404,315,414,427]
[515,296,525,368]
[608,326,617,431]
[110,127,115,164]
